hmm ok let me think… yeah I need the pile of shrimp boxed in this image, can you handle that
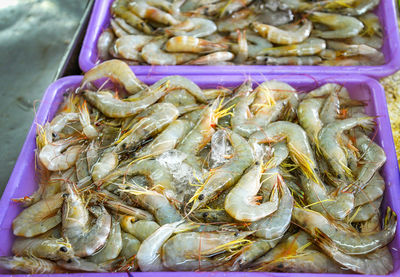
[97,0,385,66]
[1,60,396,274]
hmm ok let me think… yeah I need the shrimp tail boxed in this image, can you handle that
[359,116,376,131]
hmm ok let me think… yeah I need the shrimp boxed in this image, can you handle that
[115,103,179,153]
[141,38,198,65]
[104,199,154,220]
[165,36,228,53]
[87,218,123,264]
[351,130,386,191]
[97,28,114,60]
[120,183,183,225]
[249,122,320,184]
[309,12,364,39]
[57,258,111,272]
[292,206,397,255]
[299,175,354,220]
[318,117,375,181]
[354,173,385,207]
[219,0,253,17]
[114,35,153,61]
[13,192,63,237]
[347,197,382,223]
[298,98,324,145]
[186,51,235,65]
[92,150,119,182]
[81,59,146,95]
[0,256,63,274]
[134,119,192,158]
[120,231,141,259]
[345,34,383,50]
[12,237,73,261]
[304,83,350,99]
[320,89,340,124]
[121,219,160,242]
[225,162,279,222]
[110,18,130,37]
[113,17,144,35]
[136,220,183,272]
[111,0,152,34]
[62,183,111,257]
[314,231,393,275]
[192,208,235,223]
[79,101,98,139]
[233,29,248,64]
[128,0,179,26]
[326,40,384,62]
[83,81,172,118]
[251,19,312,45]
[166,17,217,37]
[161,231,253,271]
[262,56,322,65]
[342,0,380,16]
[39,139,81,171]
[217,9,256,32]
[250,175,293,240]
[161,89,197,113]
[232,239,279,271]
[189,131,254,211]
[258,38,326,57]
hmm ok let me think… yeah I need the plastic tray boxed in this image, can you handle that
[0,74,399,277]
[79,0,400,78]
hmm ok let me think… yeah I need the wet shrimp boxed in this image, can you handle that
[128,0,178,26]
[354,173,385,207]
[165,36,228,54]
[141,38,198,65]
[121,219,160,242]
[97,28,114,60]
[136,220,183,271]
[39,139,81,171]
[81,59,146,95]
[292,206,397,255]
[217,9,256,32]
[189,131,254,211]
[0,256,64,274]
[104,198,154,220]
[261,56,322,65]
[162,231,253,271]
[225,162,279,222]
[232,29,248,64]
[79,101,98,139]
[114,35,153,61]
[186,51,235,65]
[113,17,143,35]
[298,98,324,145]
[252,19,312,45]
[258,38,326,57]
[309,12,364,39]
[166,17,217,38]
[347,197,382,223]
[318,117,375,181]
[13,192,63,237]
[111,0,152,34]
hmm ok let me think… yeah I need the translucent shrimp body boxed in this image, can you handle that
[167,18,217,38]
[0,256,63,274]
[258,38,326,57]
[298,98,324,145]
[39,139,81,171]
[165,36,228,53]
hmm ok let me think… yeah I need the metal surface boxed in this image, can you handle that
[0,0,90,195]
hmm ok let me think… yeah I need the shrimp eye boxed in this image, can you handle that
[255,161,260,165]
[234,231,239,237]
[67,259,72,263]
[52,133,57,138]
[62,193,69,198]
[60,246,68,252]
[202,212,208,218]
[198,194,204,201]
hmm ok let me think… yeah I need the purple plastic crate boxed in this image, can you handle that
[79,0,400,78]
[0,74,399,277]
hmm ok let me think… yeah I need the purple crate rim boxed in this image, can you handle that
[1,74,400,277]
[79,0,400,79]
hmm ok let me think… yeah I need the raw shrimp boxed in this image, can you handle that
[87,218,122,264]
[318,117,375,181]
[262,56,322,65]
[348,197,382,223]
[92,150,118,182]
[57,258,109,272]
[114,35,153,61]
[134,119,192,158]
[0,256,63,274]
[12,237,73,261]
[83,81,172,118]
[304,83,350,99]
[225,162,279,222]
[110,18,130,37]
[121,219,160,242]
[120,232,141,259]
[250,175,293,240]
[217,9,256,32]
[354,173,385,207]
[219,0,253,17]
[104,199,154,220]
[258,38,326,57]
[39,139,81,171]
[315,232,393,275]
[161,89,197,112]
[128,0,179,26]
[186,51,235,65]
[298,98,324,145]
[62,183,111,257]
[326,41,384,62]
[97,28,114,60]
[233,29,248,64]
[166,17,217,37]
[13,192,63,237]
[165,36,228,53]
[141,38,198,65]
[115,103,179,152]
[319,90,340,124]
[299,175,354,220]
[309,12,364,39]
[292,206,397,255]
[249,121,319,184]
[189,131,254,211]
[111,0,152,34]
[251,19,312,45]
[343,0,380,16]
[136,220,183,272]
[162,231,253,271]
[114,17,143,35]
[81,59,146,95]
[79,101,98,139]
[351,130,386,190]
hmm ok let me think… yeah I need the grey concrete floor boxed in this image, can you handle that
[0,0,89,196]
